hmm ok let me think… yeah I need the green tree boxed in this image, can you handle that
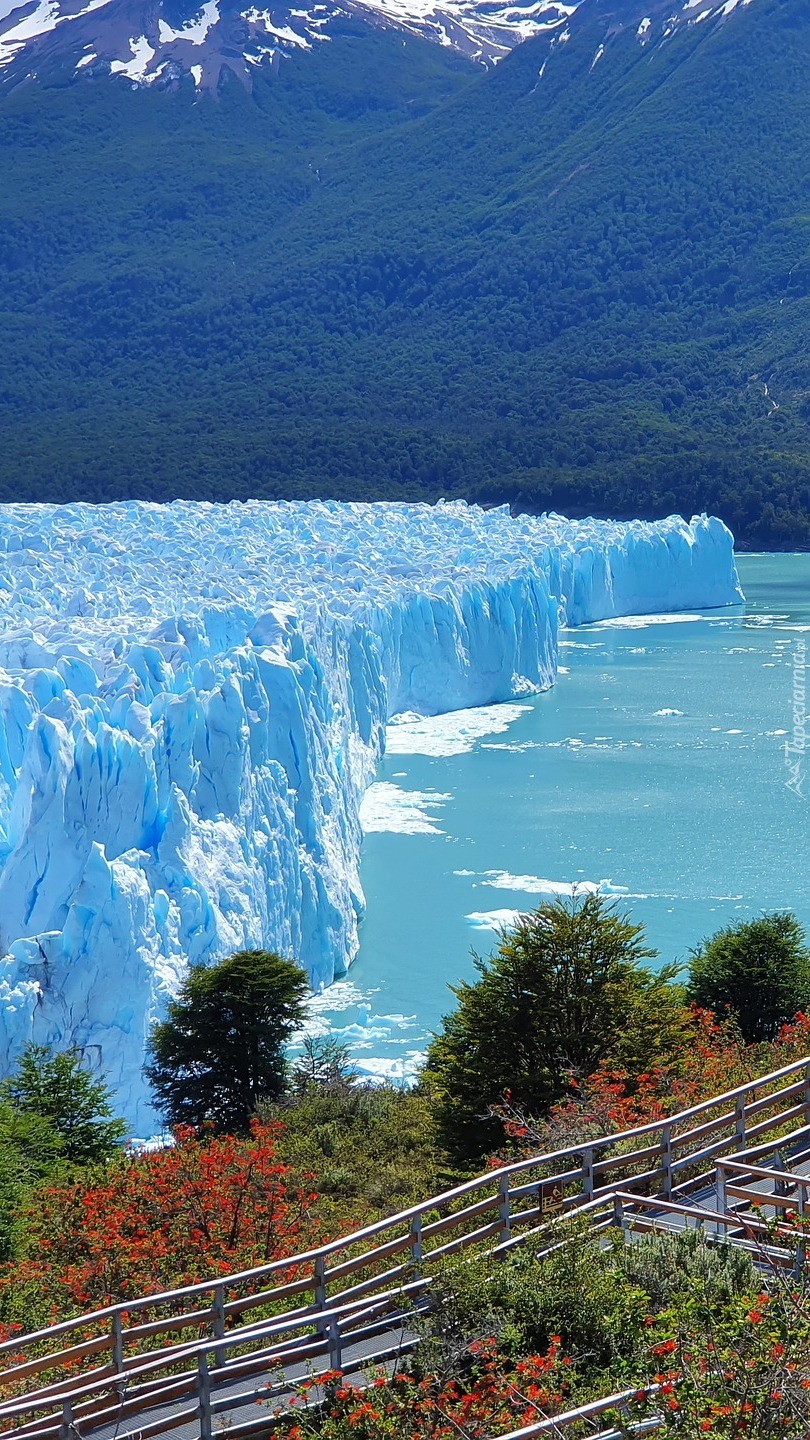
[422,894,684,1159]
[145,950,309,1133]
[289,1036,358,1096]
[687,913,810,1042]
[2,1045,125,1166]
[0,1103,64,1260]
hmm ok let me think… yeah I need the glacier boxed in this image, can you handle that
[0,501,742,1128]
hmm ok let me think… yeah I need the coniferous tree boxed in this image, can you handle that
[145,950,309,1133]
[2,1045,125,1166]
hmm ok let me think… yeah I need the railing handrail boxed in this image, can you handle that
[0,1279,431,1422]
[717,1157,810,1187]
[5,1102,810,1439]
[1,1053,805,1362]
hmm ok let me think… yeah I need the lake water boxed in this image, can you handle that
[309,553,810,1081]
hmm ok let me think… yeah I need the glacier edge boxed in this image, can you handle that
[0,501,742,1128]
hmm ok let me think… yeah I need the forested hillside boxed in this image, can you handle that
[2,0,809,542]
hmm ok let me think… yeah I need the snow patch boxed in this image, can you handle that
[109,33,154,77]
[158,0,219,44]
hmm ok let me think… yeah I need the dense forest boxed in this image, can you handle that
[1,0,809,542]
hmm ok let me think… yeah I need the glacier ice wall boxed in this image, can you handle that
[0,501,742,1127]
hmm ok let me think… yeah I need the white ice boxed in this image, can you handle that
[0,501,741,1126]
[359,782,451,835]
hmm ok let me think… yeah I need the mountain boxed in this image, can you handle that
[1,0,809,543]
[0,0,578,90]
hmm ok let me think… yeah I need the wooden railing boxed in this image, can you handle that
[2,1056,810,1440]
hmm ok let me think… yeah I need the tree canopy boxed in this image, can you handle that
[687,913,810,1042]
[422,894,686,1159]
[1,1045,125,1167]
[145,949,309,1132]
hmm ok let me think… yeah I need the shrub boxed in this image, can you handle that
[269,1082,446,1222]
[0,1120,318,1322]
[425,1234,649,1379]
[621,1228,756,1313]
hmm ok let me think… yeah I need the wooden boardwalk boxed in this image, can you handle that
[3,1057,810,1440]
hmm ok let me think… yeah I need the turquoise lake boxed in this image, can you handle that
[310,553,810,1079]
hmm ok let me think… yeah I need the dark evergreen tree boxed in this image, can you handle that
[2,1045,125,1165]
[145,950,309,1132]
[687,913,810,1042]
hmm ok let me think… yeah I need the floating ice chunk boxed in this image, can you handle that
[385,704,532,757]
[359,782,451,835]
[466,909,523,931]
[479,871,650,898]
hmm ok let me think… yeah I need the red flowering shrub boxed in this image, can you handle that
[491,1007,798,1159]
[272,1339,571,1439]
[0,1119,318,1320]
[634,1274,810,1439]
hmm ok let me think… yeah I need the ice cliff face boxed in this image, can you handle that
[0,501,741,1127]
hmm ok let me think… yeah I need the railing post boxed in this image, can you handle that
[612,1194,626,1237]
[197,1350,213,1440]
[795,1186,807,1278]
[314,1255,327,1334]
[327,1315,342,1370]
[581,1147,594,1202]
[804,1061,810,1124]
[660,1125,673,1198]
[111,1309,124,1375]
[715,1163,727,1239]
[212,1283,226,1370]
[498,1173,512,1249]
[735,1095,746,1151]
[409,1212,423,1266]
[59,1398,75,1440]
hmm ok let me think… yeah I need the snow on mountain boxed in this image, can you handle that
[0,0,758,90]
[0,500,741,1125]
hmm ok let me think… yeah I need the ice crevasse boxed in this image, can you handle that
[0,501,742,1127]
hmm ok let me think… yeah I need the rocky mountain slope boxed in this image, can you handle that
[0,0,580,89]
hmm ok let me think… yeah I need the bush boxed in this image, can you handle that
[0,1120,317,1322]
[425,1233,649,1378]
[687,913,810,1041]
[620,1227,756,1313]
[422,895,686,1159]
[145,950,309,1132]
[269,1081,447,1222]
